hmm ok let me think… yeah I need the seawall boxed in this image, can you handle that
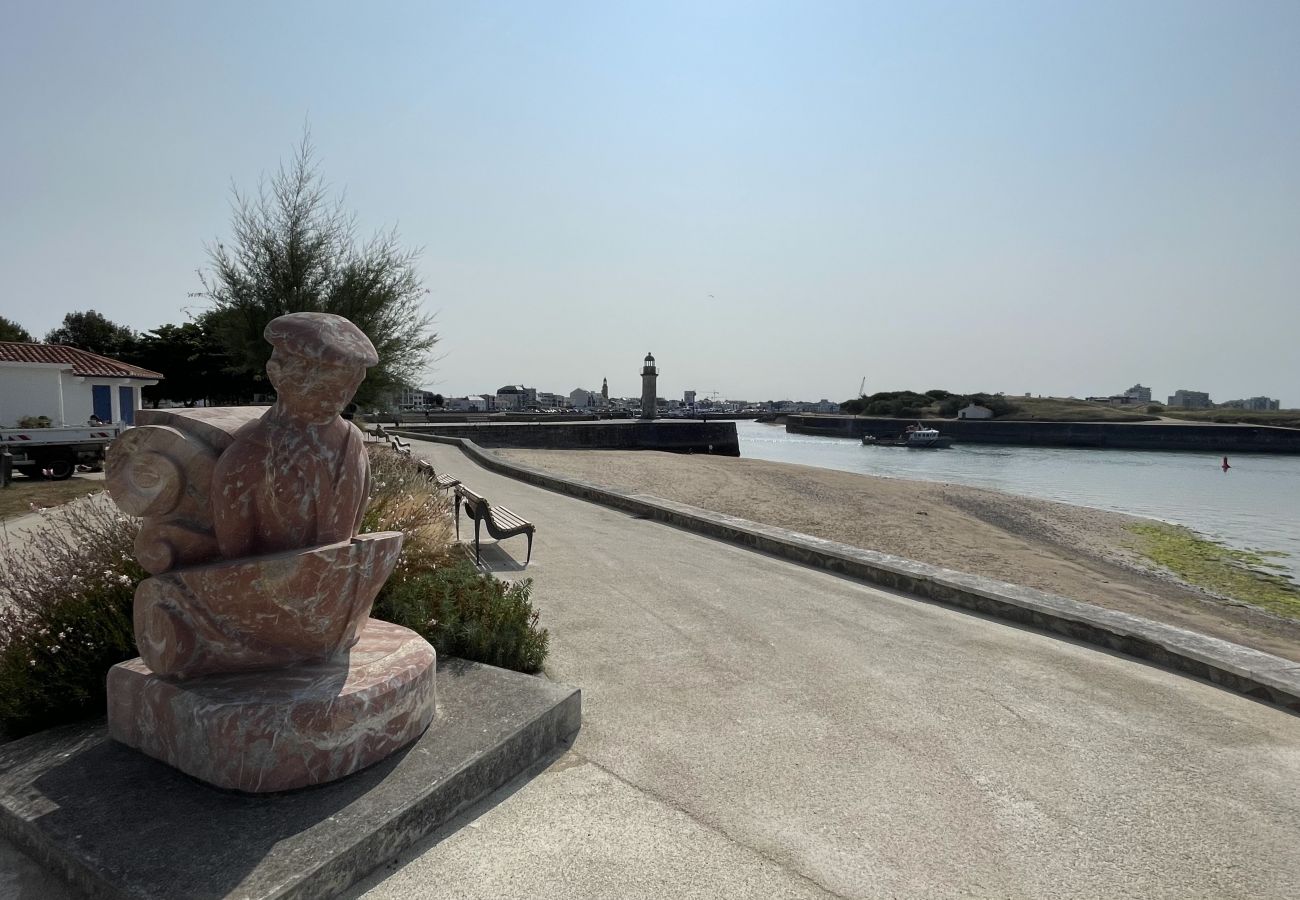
[787,415,1300,454]
[393,419,741,456]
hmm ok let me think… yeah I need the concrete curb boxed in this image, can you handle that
[402,432,1300,714]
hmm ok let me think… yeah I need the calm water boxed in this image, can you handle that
[736,420,1300,582]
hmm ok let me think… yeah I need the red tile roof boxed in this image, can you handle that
[0,342,164,380]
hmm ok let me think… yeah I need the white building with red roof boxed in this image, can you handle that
[0,341,162,427]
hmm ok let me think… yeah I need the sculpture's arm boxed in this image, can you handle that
[211,446,258,560]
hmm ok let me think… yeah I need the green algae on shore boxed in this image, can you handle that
[1127,523,1300,620]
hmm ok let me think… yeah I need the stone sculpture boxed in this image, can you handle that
[105,313,437,793]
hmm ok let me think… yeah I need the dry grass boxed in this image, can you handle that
[998,396,1157,422]
[362,446,459,583]
[1159,409,1300,429]
[0,477,106,522]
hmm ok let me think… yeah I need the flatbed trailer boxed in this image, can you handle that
[0,424,121,480]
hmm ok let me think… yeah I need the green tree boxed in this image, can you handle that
[0,316,33,342]
[132,316,258,407]
[43,310,138,358]
[196,133,437,406]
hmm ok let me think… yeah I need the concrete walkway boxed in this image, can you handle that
[4,451,1299,898]
[347,442,1300,899]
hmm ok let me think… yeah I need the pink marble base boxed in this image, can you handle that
[106,619,436,793]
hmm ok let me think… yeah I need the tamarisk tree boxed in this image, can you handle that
[197,133,437,406]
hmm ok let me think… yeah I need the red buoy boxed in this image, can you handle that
[1221,457,1231,471]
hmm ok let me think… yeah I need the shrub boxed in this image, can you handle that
[374,562,549,674]
[0,496,142,737]
[364,446,548,673]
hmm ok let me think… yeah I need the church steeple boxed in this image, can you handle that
[601,377,609,402]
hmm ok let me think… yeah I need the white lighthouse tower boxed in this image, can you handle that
[640,353,658,420]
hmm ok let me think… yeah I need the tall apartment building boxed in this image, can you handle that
[1167,389,1211,409]
[1224,396,1281,411]
[1124,384,1152,402]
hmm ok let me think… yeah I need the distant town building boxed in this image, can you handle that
[601,377,609,403]
[1167,389,1212,409]
[446,395,488,412]
[958,404,994,419]
[684,390,696,407]
[397,386,428,409]
[1124,384,1152,402]
[569,387,598,408]
[1222,396,1281,411]
[1086,395,1142,406]
[495,385,537,410]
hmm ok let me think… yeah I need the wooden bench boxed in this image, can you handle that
[416,459,461,492]
[455,485,534,565]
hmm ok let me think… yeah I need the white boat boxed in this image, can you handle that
[862,424,953,449]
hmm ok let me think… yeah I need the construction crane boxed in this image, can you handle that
[858,377,866,397]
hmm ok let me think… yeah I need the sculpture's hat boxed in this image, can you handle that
[264,313,379,368]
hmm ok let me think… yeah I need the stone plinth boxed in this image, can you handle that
[0,662,580,900]
[107,619,436,793]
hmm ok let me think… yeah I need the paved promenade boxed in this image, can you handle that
[3,450,1299,898]
[349,442,1300,899]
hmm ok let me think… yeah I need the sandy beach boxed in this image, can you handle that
[498,448,1300,662]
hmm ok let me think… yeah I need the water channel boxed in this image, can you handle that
[735,419,1300,582]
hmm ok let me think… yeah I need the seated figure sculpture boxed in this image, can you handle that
[105,313,437,793]
[213,314,374,558]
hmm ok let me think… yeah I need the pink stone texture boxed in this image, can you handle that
[133,533,404,678]
[104,313,436,793]
[107,619,437,793]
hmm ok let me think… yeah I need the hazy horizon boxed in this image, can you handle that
[3,1,1297,406]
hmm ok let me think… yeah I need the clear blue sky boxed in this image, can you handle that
[2,1,1297,404]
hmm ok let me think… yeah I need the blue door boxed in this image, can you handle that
[92,385,112,422]
[118,386,135,425]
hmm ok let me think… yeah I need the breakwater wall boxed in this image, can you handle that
[394,419,740,455]
[787,415,1300,454]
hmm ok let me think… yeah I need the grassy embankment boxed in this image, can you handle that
[994,396,1158,422]
[1127,523,1300,620]
[843,396,1159,423]
[0,479,104,522]
[1158,409,1300,429]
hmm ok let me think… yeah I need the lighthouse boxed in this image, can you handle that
[640,352,658,420]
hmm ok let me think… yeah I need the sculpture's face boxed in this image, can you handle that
[267,351,366,424]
